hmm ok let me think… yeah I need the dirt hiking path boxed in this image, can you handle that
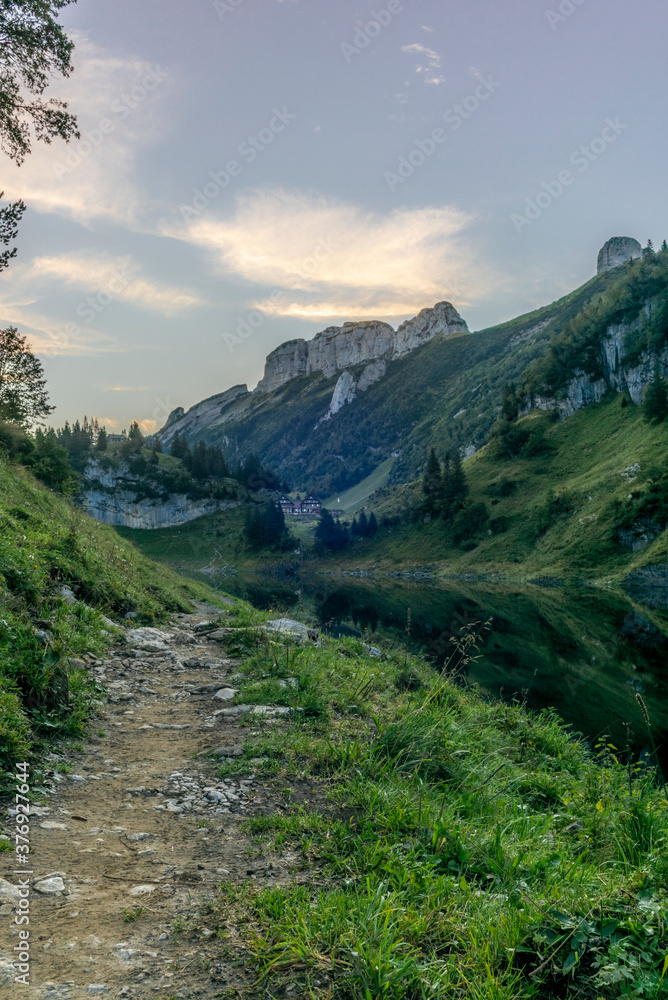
[1,605,296,999]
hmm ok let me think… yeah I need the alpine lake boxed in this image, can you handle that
[199,567,668,772]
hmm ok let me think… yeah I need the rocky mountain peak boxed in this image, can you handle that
[597,237,642,273]
[255,301,468,393]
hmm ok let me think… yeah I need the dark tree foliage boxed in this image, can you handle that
[0,192,25,272]
[54,417,107,468]
[182,440,229,481]
[0,0,80,164]
[170,431,189,459]
[500,382,520,422]
[244,501,288,550]
[30,428,75,491]
[0,418,33,460]
[643,370,668,425]
[0,326,52,424]
[121,421,145,456]
[315,508,349,552]
[351,510,379,538]
[452,501,490,545]
[422,448,442,514]
[236,452,279,491]
[441,451,468,520]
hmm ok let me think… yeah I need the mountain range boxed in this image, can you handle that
[156,237,664,499]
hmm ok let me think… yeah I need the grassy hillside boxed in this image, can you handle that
[331,391,668,583]
[0,455,224,786]
[204,621,668,999]
[190,268,629,496]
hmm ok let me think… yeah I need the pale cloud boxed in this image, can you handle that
[106,386,150,392]
[0,36,172,227]
[30,252,203,315]
[401,43,444,84]
[0,250,199,357]
[402,43,441,64]
[172,188,476,319]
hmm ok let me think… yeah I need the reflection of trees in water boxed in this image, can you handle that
[236,574,668,767]
[314,591,380,636]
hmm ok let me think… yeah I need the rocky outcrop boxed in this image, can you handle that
[533,303,667,418]
[393,302,468,357]
[255,302,468,393]
[82,491,239,530]
[158,385,249,449]
[320,371,357,423]
[318,359,389,424]
[597,236,642,273]
[357,359,387,392]
[80,459,240,529]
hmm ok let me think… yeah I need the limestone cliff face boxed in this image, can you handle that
[255,302,468,393]
[82,490,239,530]
[393,302,468,357]
[159,384,249,449]
[532,302,666,417]
[80,459,239,529]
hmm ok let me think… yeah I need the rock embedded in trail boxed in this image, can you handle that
[34,875,66,894]
[125,627,171,651]
[213,687,237,701]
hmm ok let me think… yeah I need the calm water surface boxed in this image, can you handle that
[214,571,668,767]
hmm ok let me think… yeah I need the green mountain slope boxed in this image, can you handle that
[190,267,628,496]
[0,455,224,782]
[330,391,668,584]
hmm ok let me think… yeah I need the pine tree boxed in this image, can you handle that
[351,515,359,536]
[315,508,349,552]
[422,448,443,514]
[643,369,668,424]
[441,451,468,520]
[263,501,286,546]
[170,432,189,459]
[244,506,264,549]
[191,440,209,480]
[96,426,108,451]
[662,240,668,252]
[123,421,145,454]
[643,239,655,258]
[367,512,378,537]
[358,510,369,537]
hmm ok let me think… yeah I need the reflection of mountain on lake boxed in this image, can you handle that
[218,572,668,768]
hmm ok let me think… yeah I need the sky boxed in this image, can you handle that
[1,0,667,432]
